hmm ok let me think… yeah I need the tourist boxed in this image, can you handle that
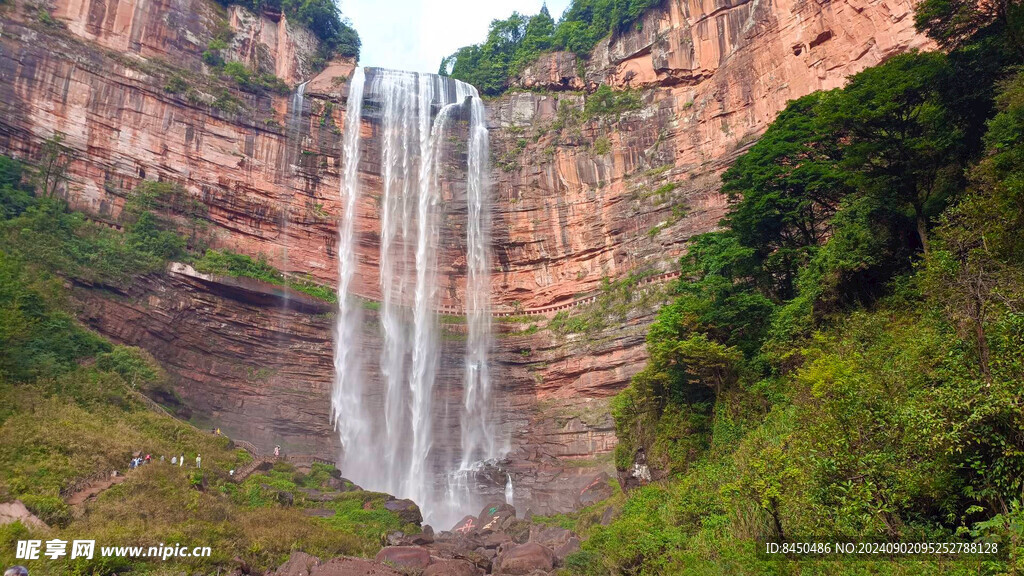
[179,454,184,467]
[4,566,29,576]
[144,454,151,464]
[216,427,221,435]
[196,454,201,469]
[229,469,234,477]
[160,455,165,463]
[274,445,280,458]
[171,456,177,465]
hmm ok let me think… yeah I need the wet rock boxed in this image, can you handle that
[493,542,556,575]
[422,559,480,576]
[273,551,320,576]
[385,498,423,525]
[374,546,431,572]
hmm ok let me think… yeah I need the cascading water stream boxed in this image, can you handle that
[331,68,368,475]
[332,68,503,529]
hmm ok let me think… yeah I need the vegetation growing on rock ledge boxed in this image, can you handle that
[440,0,660,96]
[215,0,361,60]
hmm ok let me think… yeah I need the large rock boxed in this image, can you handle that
[577,472,615,507]
[385,498,423,525]
[273,551,320,576]
[493,542,556,575]
[553,537,581,564]
[0,501,48,530]
[374,546,431,572]
[451,515,479,535]
[528,526,573,551]
[476,502,516,532]
[422,559,480,576]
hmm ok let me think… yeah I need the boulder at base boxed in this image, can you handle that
[451,514,479,534]
[384,498,424,525]
[272,551,320,576]
[476,502,516,532]
[0,501,48,530]
[422,559,481,576]
[493,542,556,575]
[374,546,431,571]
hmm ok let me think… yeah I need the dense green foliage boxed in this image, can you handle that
[216,0,360,59]
[0,155,400,574]
[581,10,1024,575]
[193,249,337,302]
[440,0,659,95]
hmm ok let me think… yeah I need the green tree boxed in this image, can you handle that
[915,0,1024,50]
[822,52,963,253]
[722,93,851,299]
[34,132,72,200]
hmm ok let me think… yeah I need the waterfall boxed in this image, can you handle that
[505,473,514,507]
[331,68,368,475]
[332,68,501,529]
[460,90,497,469]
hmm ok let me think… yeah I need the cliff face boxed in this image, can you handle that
[0,0,346,284]
[0,0,929,516]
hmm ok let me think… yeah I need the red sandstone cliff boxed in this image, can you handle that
[0,0,931,515]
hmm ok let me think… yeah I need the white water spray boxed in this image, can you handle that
[331,67,368,473]
[332,68,503,529]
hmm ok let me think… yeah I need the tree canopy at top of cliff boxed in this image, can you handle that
[439,0,660,96]
[218,0,361,60]
[550,4,1024,573]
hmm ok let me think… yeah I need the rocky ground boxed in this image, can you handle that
[268,500,595,576]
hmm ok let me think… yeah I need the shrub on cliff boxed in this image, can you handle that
[217,0,360,60]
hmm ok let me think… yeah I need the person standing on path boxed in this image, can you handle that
[195,454,201,469]
[179,454,184,467]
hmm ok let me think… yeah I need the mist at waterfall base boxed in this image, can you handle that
[330,68,508,530]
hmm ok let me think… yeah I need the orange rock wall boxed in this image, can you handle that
[0,0,931,515]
